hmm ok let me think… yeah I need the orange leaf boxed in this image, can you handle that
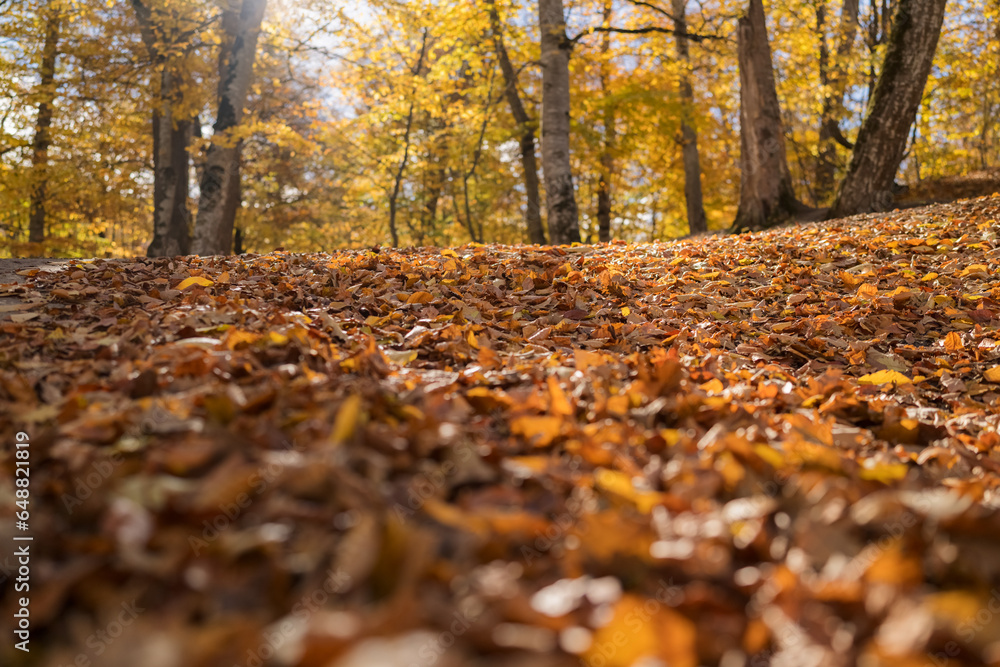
[406,291,434,304]
[574,348,605,372]
[856,283,878,299]
[547,376,573,416]
[510,415,562,447]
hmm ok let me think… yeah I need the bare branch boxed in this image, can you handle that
[623,0,677,22]
[570,25,725,44]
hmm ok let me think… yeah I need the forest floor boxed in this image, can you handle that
[4,196,1000,667]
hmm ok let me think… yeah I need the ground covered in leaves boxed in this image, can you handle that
[5,197,1000,667]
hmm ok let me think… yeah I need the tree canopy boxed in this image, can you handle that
[0,0,996,256]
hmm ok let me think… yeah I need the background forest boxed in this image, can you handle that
[0,0,997,257]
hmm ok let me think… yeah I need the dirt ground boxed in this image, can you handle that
[0,257,69,319]
[0,257,70,285]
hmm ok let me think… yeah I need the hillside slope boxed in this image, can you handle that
[3,196,1000,666]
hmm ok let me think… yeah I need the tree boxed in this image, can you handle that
[191,0,268,256]
[829,0,949,218]
[671,0,707,235]
[487,0,546,244]
[814,0,860,204]
[538,0,580,244]
[731,0,803,232]
[130,0,199,258]
[386,28,427,248]
[595,0,616,243]
[28,0,61,244]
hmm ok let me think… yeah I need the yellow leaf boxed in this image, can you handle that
[268,331,289,346]
[510,415,562,447]
[331,394,363,445]
[961,264,990,277]
[621,306,631,316]
[700,378,724,393]
[177,276,214,290]
[858,370,911,386]
[582,595,696,667]
[594,469,663,514]
[984,366,1000,383]
[920,272,938,282]
[859,460,909,483]
[467,329,479,349]
[606,394,629,416]
[943,331,964,352]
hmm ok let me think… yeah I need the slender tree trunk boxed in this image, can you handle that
[460,73,495,244]
[538,0,581,244]
[132,0,194,257]
[147,94,192,257]
[829,0,948,218]
[595,1,616,243]
[731,0,801,232]
[422,170,443,244]
[28,1,60,244]
[386,30,428,248]
[387,104,413,248]
[487,0,546,244]
[191,0,267,256]
[815,0,861,203]
[672,0,707,235]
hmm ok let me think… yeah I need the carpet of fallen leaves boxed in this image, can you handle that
[5,197,1000,667]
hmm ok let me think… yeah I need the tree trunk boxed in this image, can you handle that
[487,0,546,244]
[386,30,429,248]
[191,0,267,256]
[815,0,861,203]
[131,0,194,256]
[829,0,948,218]
[595,0,615,243]
[147,94,192,257]
[731,0,801,233]
[672,0,707,235]
[28,1,60,245]
[538,0,581,244]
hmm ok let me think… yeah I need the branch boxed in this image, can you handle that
[827,120,855,149]
[623,0,677,21]
[570,25,724,44]
[128,0,159,59]
[0,142,27,158]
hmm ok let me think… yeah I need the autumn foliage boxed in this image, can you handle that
[1,0,998,254]
[2,197,1000,664]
